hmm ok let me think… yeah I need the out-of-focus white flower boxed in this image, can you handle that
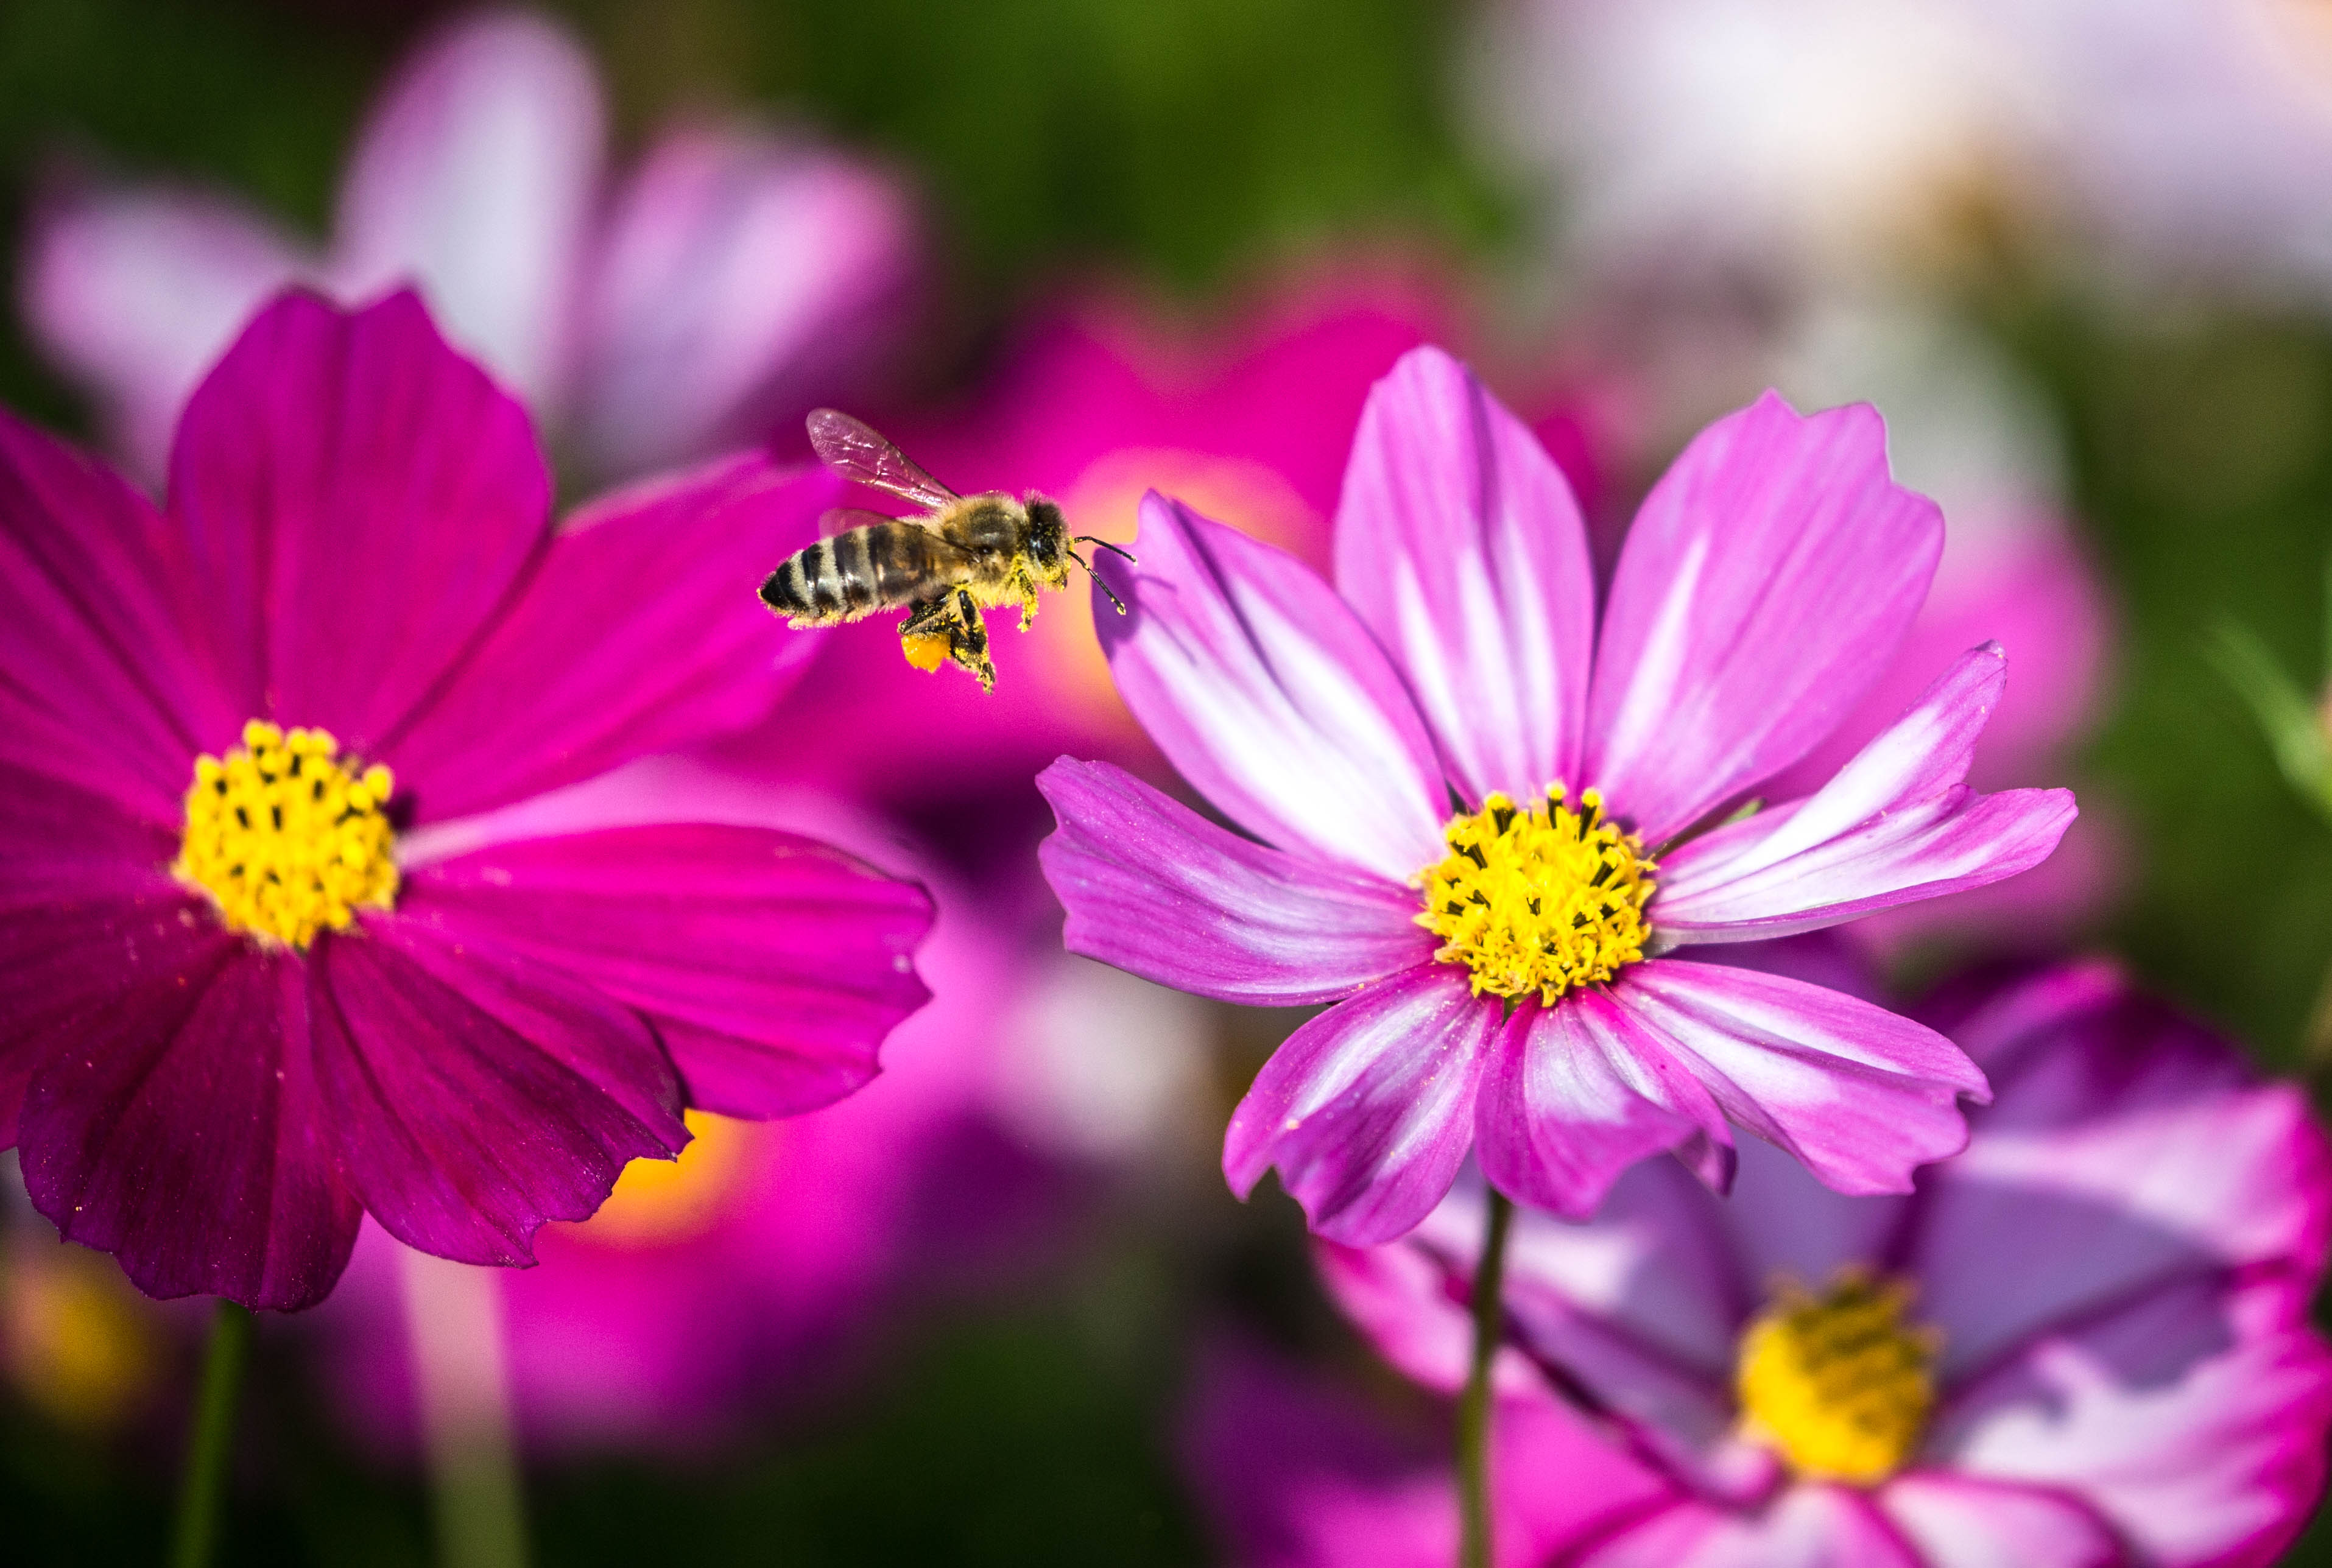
[993,954,1212,1166]
[1479,0,2332,301]
[1481,0,2043,290]
[21,9,919,485]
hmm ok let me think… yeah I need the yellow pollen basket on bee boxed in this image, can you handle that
[173,720,398,950]
[1735,1273,1939,1485]
[1414,787,1656,1004]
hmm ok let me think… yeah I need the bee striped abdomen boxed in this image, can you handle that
[760,523,956,624]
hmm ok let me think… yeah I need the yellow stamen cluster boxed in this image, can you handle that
[1414,787,1655,1004]
[1735,1273,1938,1485]
[174,720,398,949]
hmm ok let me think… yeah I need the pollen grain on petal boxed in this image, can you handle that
[1413,787,1655,1004]
[172,720,400,949]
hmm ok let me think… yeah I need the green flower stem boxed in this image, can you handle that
[1457,1189,1515,1568]
[170,1299,253,1568]
[399,1248,530,1568]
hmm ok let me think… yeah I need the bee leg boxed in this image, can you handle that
[898,595,957,674]
[1017,574,1041,631]
[949,588,996,692]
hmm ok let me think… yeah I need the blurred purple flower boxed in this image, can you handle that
[1039,346,2076,1243]
[1183,1337,1658,1568]
[0,288,931,1310]
[1234,959,2332,1567]
[21,9,918,486]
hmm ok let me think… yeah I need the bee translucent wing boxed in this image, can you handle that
[818,506,916,536]
[806,409,958,508]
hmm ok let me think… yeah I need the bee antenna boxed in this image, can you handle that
[1074,536,1137,563]
[1069,550,1131,615]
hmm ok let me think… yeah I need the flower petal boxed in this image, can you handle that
[1398,1170,1770,1498]
[396,821,931,1120]
[1940,1275,2332,1568]
[1653,644,2076,943]
[1331,346,1595,802]
[166,289,550,751]
[1579,1487,1921,1568]
[1323,1168,1792,1501]
[1585,393,1943,845]
[0,768,182,913]
[0,412,236,820]
[1876,1475,2119,1568]
[331,11,603,411]
[571,128,917,479]
[1035,758,1427,1005]
[381,454,832,820]
[1475,988,1735,1220]
[1760,517,2110,803]
[1224,963,1496,1243]
[1614,958,1986,1196]
[1314,1219,1547,1399]
[1099,493,1448,882]
[1711,1138,1914,1323]
[309,919,685,1266]
[1909,967,2332,1382]
[19,942,362,1310]
[19,181,309,480]
[1182,1339,1671,1568]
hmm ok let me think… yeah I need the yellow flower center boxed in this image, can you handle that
[173,720,398,949]
[1414,787,1656,1004]
[577,1110,760,1247]
[1735,1273,1937,1485]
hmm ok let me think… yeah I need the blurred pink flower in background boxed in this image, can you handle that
[1194,958,2332,1566]
[20,8,918,486]
[311,778,1069,1446]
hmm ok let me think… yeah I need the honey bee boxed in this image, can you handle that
[759,409,1130,692]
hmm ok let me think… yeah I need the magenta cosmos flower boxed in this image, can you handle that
[1275,958,2332,1567]
[0,287,931,1310]
[21,9,915,486]
[1039,345,2076,1243]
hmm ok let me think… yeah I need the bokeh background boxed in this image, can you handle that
[7,0,2332,1562]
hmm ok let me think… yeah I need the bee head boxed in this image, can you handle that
[1024,496,1070,572]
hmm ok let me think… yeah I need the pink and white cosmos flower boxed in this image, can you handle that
[1252,960,2332,1567]
[20,9,917,487]
[1038,345,2076,1243]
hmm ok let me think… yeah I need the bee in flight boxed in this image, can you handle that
[759,409,1131,692]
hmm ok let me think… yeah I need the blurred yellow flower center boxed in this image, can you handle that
[6,1245,157,1433]
[582,1109,757,1246]
[1735,1273,1937,1485]
[174,720,398,949]
[1414,787,1655,1004]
